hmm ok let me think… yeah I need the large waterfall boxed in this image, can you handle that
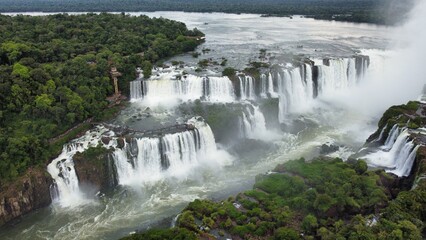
[364,125,419,177]
[239,75,256,100]
[47,126,115,207]
[129,56,370,116]
[314,58,357,94]
[47,118,232,205]
[130,74,235,103]
[240,103,268,139]
[112,118,229,185]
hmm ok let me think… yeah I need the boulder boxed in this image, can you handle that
[117,138,125,149]
[320,144,339,155]
[101,137,111,145]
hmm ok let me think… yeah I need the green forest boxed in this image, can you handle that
[0,0,415,25]
[0,13,203,182]
[124,157,426,239]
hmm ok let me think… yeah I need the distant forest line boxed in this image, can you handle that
[0,0,415,25]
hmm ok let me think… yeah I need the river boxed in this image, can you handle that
[1,11,420,240]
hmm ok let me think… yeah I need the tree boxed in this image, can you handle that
[302,214,318,234]
[12,63,30,79]
[35,94,54,116]
[354,160,368,174]
[142,60,153,78]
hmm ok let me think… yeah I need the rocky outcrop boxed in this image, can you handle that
[363,101,426,189]
[366,101,425,144]
[320,143,339,155]
[0,167,52,226]
[73,147,117,195]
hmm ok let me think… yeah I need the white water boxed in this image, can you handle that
[383,124,400,150]
[113,118,233,186]
[239,75,256,100]
[373,123,388,143]
[273,56,369,121]
[316,58,359,95]
[240,104,267,139]
[3,9,417,240]
[365,127,419,177]
[207,76,235,102]
[130,80,143,100]
[130,72,235,104]
[47,127,115,207]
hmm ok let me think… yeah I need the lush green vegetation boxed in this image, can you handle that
[126,157,426,239]
[121,228,197,240]
[0,13,203,182]
[0,0,415,25]
[368,101,425,143]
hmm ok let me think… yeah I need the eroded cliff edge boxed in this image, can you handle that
[0,167,52,226]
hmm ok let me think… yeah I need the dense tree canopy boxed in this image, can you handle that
[124,158,426,239]
[0,0,415,25]
[0,13,203,182]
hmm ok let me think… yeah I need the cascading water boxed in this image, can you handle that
[47,118,233,205]
[130,80,143,100]
[239,75,256,100]
[260,73,277,98]
[275,56,369,120]
[316,58,358,95]
[206,76,235,102]
[364,127,419,177]
[372,124,388,143]
[112,118,232,185]
[240,103,268,139]
[130,73,235,103]
[47,126,115,207]
[382,124,400,150]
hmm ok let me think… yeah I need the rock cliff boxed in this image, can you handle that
[0,167,52,226]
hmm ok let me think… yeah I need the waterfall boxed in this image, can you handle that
[382,124,400,150]
[372,124,388,143]
[314,57,368,96]
[47,118,233,206]
[267,73,275,97]
[274,56,370,121]
[239,75,256,100]
[260,74,267,98]
[47,126,115,207]
[347,58,357,86]
[240,103,267,139]
[206,76,235,102]
[112,118,231,185]
[130,80,143,101]
[141,75,204,102]
[275,66,312,116]
[365,128,419,177]
[137,75,235,103]
[260,73,276,98]
[304,64,314,100]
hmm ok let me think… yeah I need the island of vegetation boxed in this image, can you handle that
[122,101,426,239]
[0,12,204,225]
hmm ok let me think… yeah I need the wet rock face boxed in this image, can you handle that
[320,144,339,155]
[73,148,117,195]
[0,168,52,226]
